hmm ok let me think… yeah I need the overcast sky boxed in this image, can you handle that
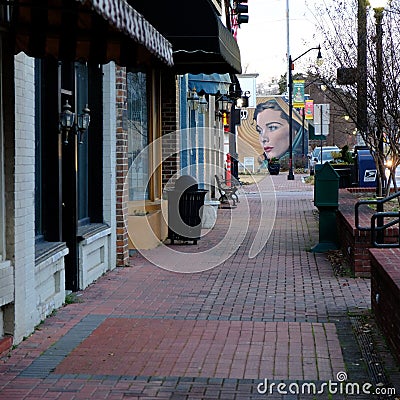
[236,0,322,83]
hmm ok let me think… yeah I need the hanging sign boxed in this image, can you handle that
[293,80,305,108]
[305,99,314,120]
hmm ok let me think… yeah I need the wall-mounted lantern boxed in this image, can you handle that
[187,87,199,111]
[198,95,208,114]
[59,100,90,144]
[236,90,250,108]
[215,94,232,122]
[217,94,231,113]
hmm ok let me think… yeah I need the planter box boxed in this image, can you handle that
[268,163,280,175]
[128,207,168,250]
[370,248,400,365]
[337,188,399,276]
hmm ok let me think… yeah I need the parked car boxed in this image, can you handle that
[309,146,339,174]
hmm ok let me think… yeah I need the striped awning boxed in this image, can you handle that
[11,0,173,67]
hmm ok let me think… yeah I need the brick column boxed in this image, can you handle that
[115,66,129,266]
[161,71,180,189]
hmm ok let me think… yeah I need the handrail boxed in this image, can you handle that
[371,211,400,248]
[355,199,380,231]
[355,190,400,230]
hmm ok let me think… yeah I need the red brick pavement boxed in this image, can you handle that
[0,172,383,399]
[54,318,344,381]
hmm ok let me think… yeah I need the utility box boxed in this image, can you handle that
[312,163,339,253]
[357,149,377,188]
[314,163,339,208]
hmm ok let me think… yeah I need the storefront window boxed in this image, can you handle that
[76,63,89,222]
[34,59,43,236]
[127,70,149,201]
[0,39,4,259]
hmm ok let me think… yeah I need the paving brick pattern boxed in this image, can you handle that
[0,172,395,399]
[54,318,344,381]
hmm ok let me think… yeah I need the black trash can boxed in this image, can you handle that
[167,175,208,244]
[332,165,353,188]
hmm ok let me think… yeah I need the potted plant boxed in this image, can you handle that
[268,157,280,175]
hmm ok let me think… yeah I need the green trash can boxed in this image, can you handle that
[312,163,340,253]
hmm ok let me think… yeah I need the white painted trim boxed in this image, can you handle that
[80,227,111,246]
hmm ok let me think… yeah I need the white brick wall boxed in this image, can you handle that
[12,53,37,343]
[6,57,118,343]
[102,62,117,270]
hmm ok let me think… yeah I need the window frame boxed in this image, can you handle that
[0,38,5,260]
[127,68,151,202]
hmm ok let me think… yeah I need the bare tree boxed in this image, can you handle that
[306,0,400,196]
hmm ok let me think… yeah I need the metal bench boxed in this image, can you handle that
[214,175,239,206]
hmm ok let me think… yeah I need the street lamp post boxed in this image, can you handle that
[370,0,387,196]
[357,0,368,138]
[288,46,323,180]
[370,0,388,243]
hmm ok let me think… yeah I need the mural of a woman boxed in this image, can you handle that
[253,99,302,162]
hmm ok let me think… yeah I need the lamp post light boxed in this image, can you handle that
[288,45,323,180]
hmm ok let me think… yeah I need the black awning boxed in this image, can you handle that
[9,0,173,67]
[128,0,242,74]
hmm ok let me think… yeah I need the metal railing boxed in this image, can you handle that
[371,211,400,248]
[355,191,400,247]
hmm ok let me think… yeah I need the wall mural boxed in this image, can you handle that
[237,96,308,171]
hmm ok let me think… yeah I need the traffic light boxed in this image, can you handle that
[234,0,249,24]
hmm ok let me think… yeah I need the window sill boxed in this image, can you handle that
[128,199,162,215]
[77,223,111,245]
[35,241,68,265]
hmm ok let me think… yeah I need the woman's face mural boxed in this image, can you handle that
[255,105,290,160]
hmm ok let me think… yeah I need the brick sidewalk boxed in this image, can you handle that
[0,172,397,399]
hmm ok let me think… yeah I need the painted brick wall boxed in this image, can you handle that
[161,71,179,189]
[115,66,129,267]
[370,248,400,365]
[9,54,36,342]
[102,63,117,269]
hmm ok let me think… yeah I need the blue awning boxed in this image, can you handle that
[188,73,231,95]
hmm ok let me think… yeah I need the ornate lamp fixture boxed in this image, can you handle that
[198,95,208,114]
[59,100,90,144]
[215,94,232,121]
[187,87,199,111]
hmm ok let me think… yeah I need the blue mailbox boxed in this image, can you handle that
[357,149,377,188]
